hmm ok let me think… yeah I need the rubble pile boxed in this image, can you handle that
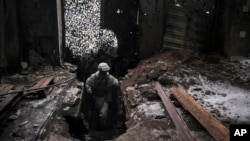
[119,50,250,140]
[121,51,250,91]
[0,67,79,141]
[64,0,118,59]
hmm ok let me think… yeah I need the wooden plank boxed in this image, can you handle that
[0,84,14,95]
[0,86,24,111]
[32,76,54,88]
[0,84,7,89]
[32,78,47,89]
[40,76,54,87]
[27,76,54,98]
[0,85,24,121]
[154,82,195,141]
[170,87,230,141]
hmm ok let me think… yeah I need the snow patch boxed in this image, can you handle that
[131,102,165,120]
[188,76,250,123]
[63,87,80,103]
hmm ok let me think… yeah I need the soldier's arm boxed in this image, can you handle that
[85,75,94,94]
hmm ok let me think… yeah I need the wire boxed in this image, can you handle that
[0,76,77,97]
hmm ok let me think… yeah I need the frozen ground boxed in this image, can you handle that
[188,76,250,124]
[185,57,250,124]
[119,51,250,140]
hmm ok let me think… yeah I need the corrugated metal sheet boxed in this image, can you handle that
[163,0,215,51]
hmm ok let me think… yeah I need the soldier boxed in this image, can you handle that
[84,62,121,130]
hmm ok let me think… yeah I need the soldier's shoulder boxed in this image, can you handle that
[87,72,98,81]
[91,72,99,77]
[109,75,119,85]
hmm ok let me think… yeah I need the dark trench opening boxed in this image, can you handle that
[64,114,127,141]
[64,90,127,141]
[62,0,139,139]
[64,116,89,140]
[63,58,128,140]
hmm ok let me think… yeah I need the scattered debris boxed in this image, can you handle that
[8,114,18,120]
[19,121,28,127]
[32,124,40,128]
[0,67,78,141]
[1,50,249,141]
[120,50,250,141]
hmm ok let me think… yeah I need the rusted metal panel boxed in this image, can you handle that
[154,82,195,141]
[170,86,230,141]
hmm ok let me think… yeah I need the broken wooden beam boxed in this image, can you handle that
[31,76,54,90]
[154,82,195,141]
[170,86,229,141]
[28,76,54,98]
[0,85,24,121]
[0,84,14,96]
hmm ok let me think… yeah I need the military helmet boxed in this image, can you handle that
[98,62,110,71]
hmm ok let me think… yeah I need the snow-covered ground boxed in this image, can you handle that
[188,76,250,124]
[182,57,250,124]
[119,51,250,140]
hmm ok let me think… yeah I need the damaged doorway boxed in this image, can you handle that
[101,0,140,75]
[64,0,140,81]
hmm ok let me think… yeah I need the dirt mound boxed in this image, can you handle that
[120,50,194,90]
[118,50,250,141]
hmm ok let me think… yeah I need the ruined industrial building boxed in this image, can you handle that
[0,0,250,141]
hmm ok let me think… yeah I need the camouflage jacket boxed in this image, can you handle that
[86,71,119,98]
